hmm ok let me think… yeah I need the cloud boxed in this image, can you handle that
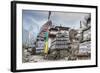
[50,11,89,29]
[23,10,48,40]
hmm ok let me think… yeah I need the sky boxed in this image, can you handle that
[22,10,89,44]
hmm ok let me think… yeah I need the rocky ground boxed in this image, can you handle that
[23,50,68,63]
[22,48,50,63]
[22,48,90,63]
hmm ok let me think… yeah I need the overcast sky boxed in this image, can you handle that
[22,10,89,43]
